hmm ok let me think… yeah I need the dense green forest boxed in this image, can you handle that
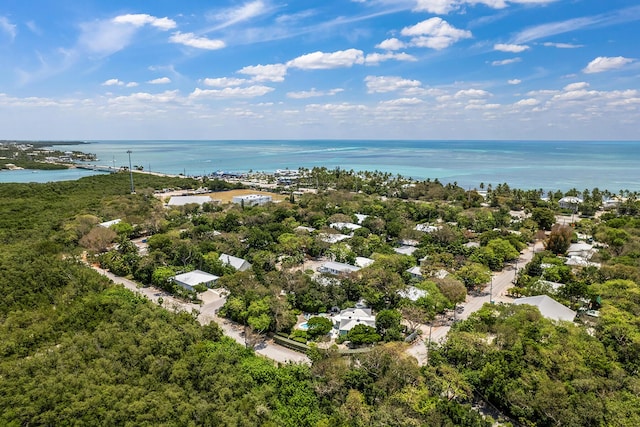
[1,170,640,426]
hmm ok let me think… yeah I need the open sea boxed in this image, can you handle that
[1,140,639,193]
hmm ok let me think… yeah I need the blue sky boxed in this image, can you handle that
[0,0,638,140]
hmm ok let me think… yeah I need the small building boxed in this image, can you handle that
[398,285,428,301]
[99,218,122,228]
[318,261,361,276]
[414,223,439,233]
[354,214,369,224]
[355,257,375,268]
[394,246,418,256]
[513,295,576,322]
[219,253,252,271]
[172,270,219,292]
[330,222,362,232]
[232,194,272,206]
[406,266,423,280]
[558,196,583,210]
[333,307,376,335]
[318,233,351,244]
[167,195,215,206]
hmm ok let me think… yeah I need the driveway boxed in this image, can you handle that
[90,265,309,365]
[406,240,541,365]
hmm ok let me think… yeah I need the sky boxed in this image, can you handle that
[0,0,638,140]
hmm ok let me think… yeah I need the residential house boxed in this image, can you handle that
[513,295,576,322]
[99,218,121,228]
[406,266,423,280]
[355,257,375,268]
[333,307,376,335]
[398,285,428,301]
[414,223,439,233]
[172,270,219,292]
[318,261,361,276]
[558,196,583,210]
[394,246,418,256]
[219,253,252,271]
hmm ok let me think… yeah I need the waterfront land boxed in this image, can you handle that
[1,169,639,426]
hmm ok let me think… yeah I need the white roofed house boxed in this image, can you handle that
[219,253,252,272]
[172,270,219,292]
[333,307,376,335]
[558,196,583,210]
[398,285,428,302]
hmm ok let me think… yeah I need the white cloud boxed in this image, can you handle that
[190,85,274,98]
[542,42,583,48]
[508,79,522,85]
[514,98,539,106]
[492,58,521,66]
[413,0,555,14]
[0,16,17,41]
[103,78,125,86]
[378,98,424,106]
[287,88,344,99]
[203,77,249,87]
[365,75,422,93]
[79,14,175,56]
[563,82,589,91]
[401,18,472,50]
[494,43,529,53]
[208,1,269,31]
[109,90,180,104]
[365,52,417,65]
[112,14,176,30]
[583,56,634,74]
[148,77,171,85]
[126,82,139,88]
[414,0,461,14]
[238,63,288,82]
[376,38,406,51]
[169,32,226,50]
[454,89,491,98]
[287,49,365,70]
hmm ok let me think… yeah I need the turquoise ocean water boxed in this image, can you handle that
[1,140,638,193]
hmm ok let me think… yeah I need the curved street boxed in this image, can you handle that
[407,240,541,365]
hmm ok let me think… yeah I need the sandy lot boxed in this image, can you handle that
[208,188,287,204]
[155,188,287,204]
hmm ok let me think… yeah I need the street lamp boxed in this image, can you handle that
[126,150,135,194]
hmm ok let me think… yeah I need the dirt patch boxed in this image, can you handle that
[207,189,287,204]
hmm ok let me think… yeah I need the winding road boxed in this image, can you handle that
[406,241,541,365]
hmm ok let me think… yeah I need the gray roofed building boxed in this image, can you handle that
[219,253,252,271]
[406,266,423,279]
[172,270,219,292]
[318,261,361,275]
[513,295,576,322]
[394,245,418,256]
[167,195,214,206]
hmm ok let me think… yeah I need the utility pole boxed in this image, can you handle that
[127,150,135,194]
[490,275,494,304]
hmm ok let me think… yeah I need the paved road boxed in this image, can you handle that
[406,241,541,365]
[91,265,310,365]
